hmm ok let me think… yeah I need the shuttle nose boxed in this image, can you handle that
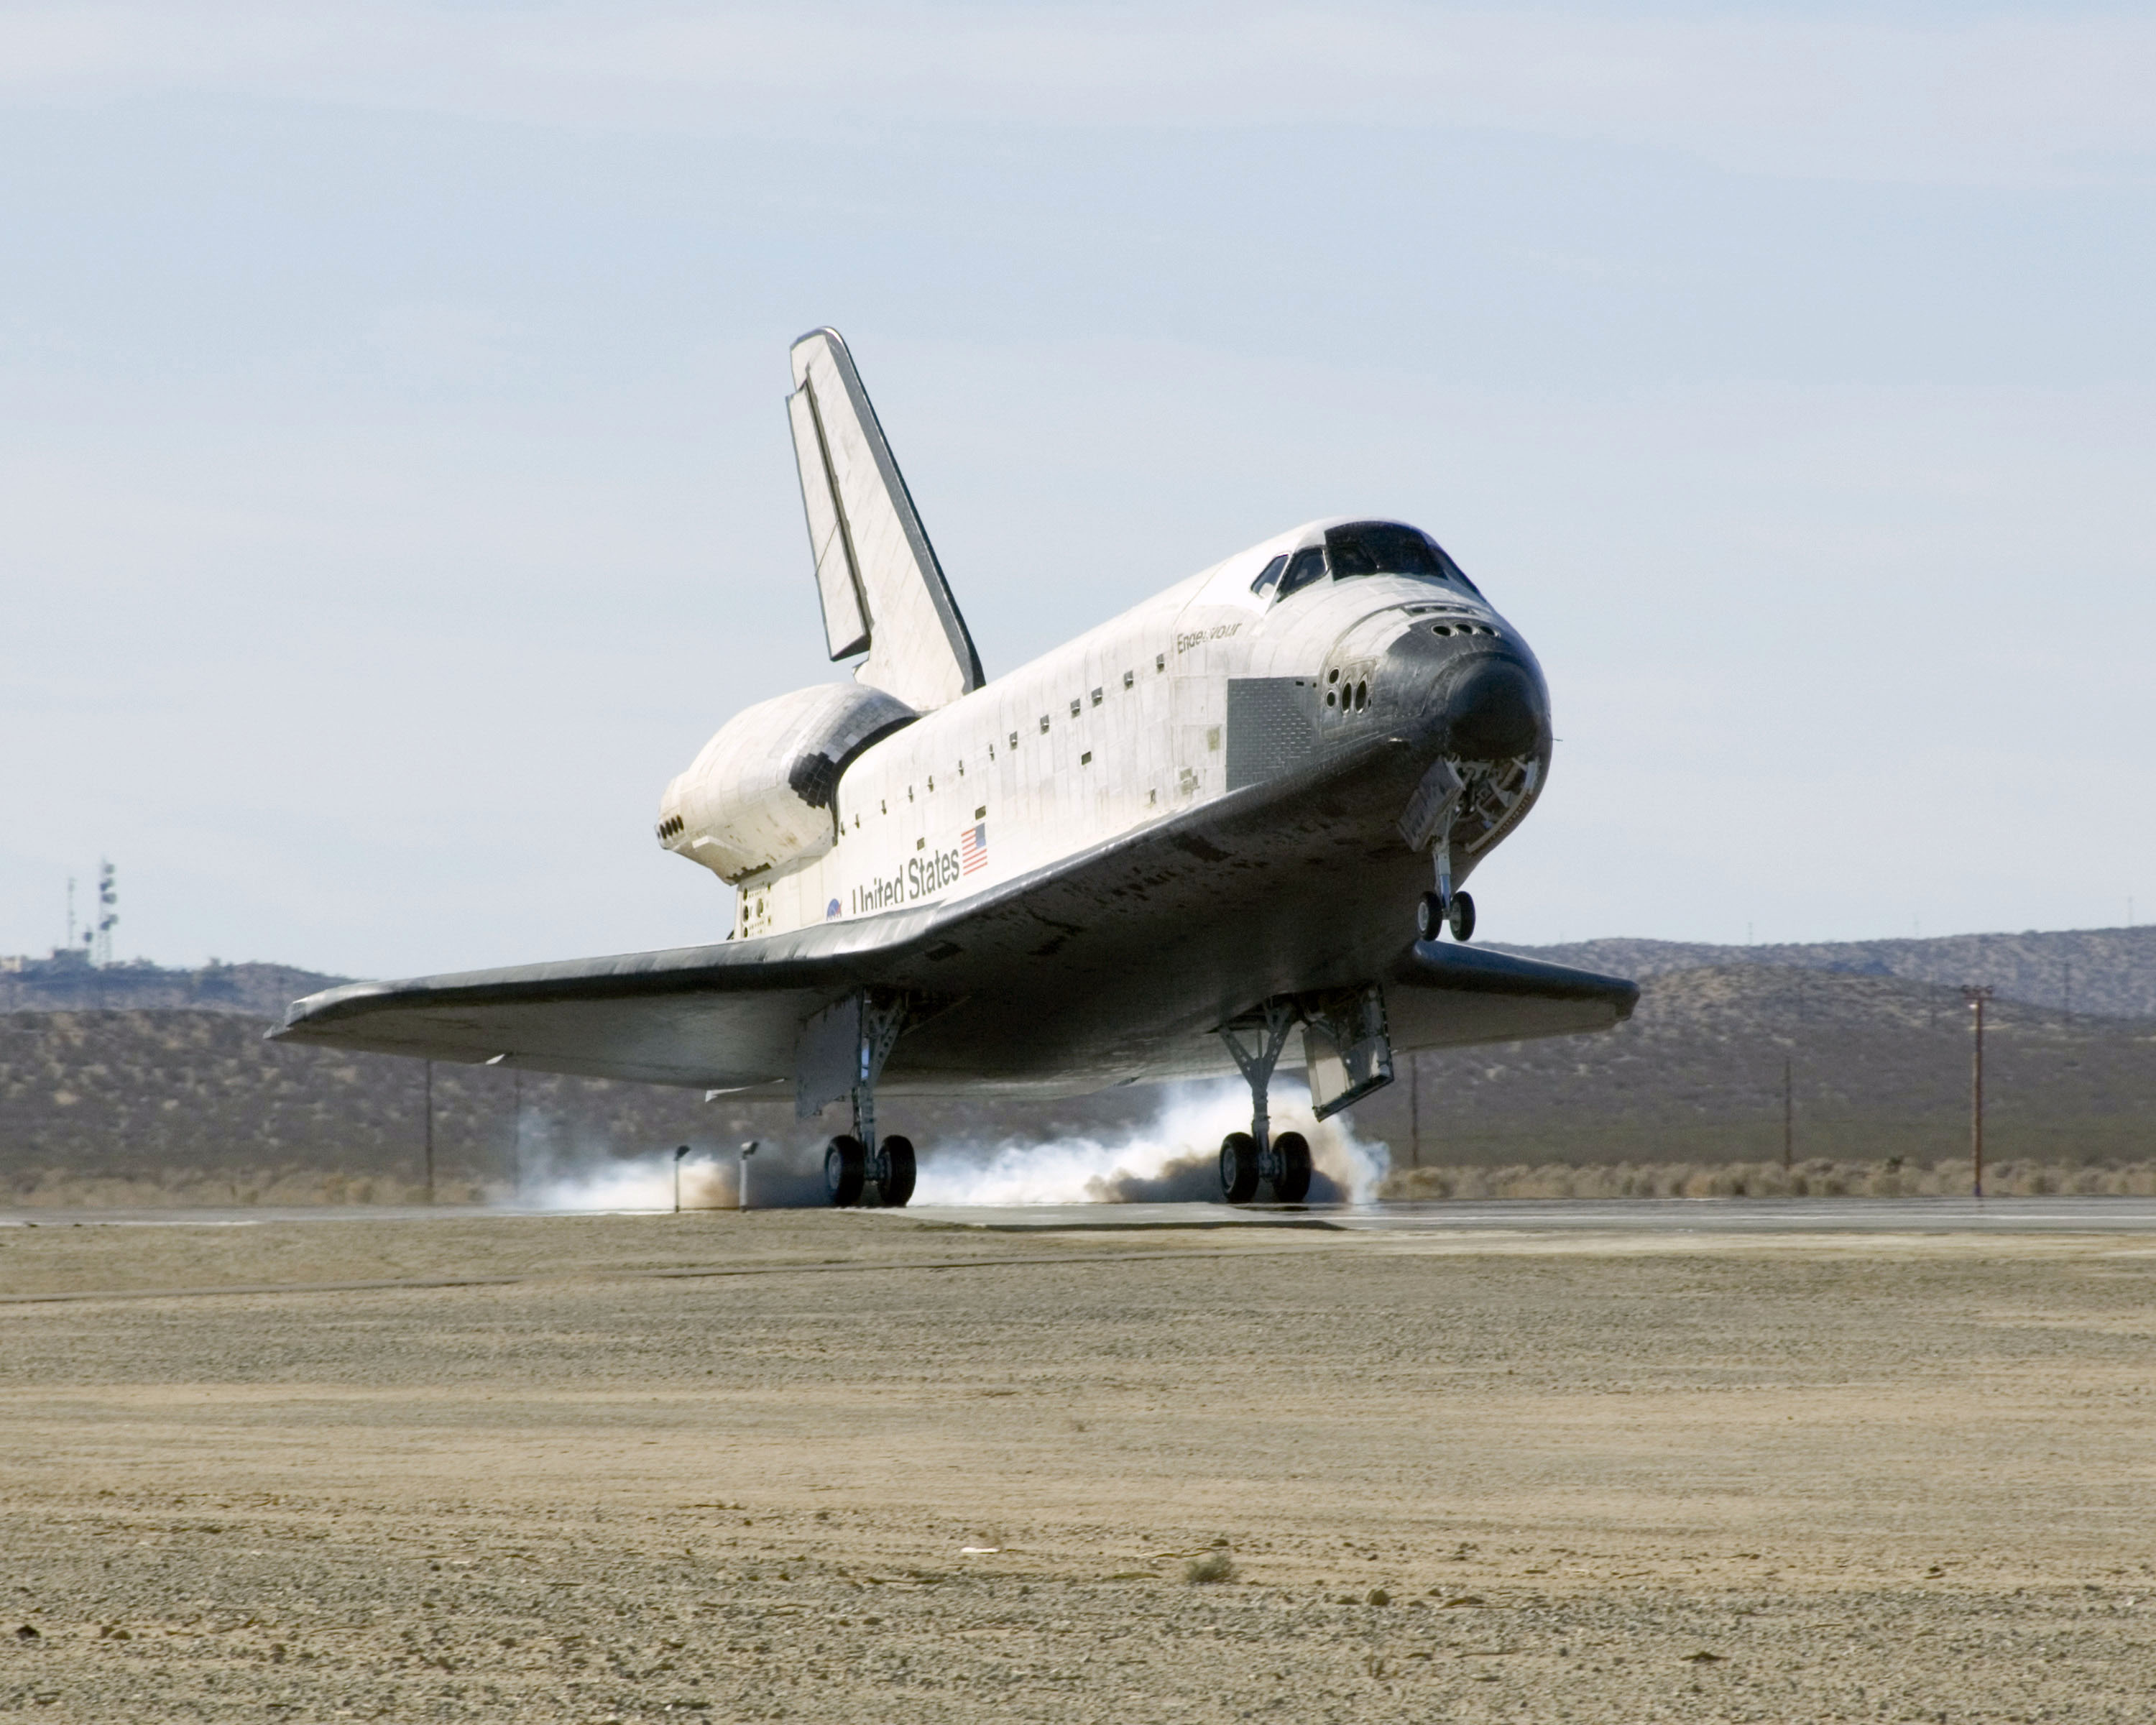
[1442,657,1546,761]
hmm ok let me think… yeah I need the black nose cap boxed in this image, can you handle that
[1444,658,1545,761]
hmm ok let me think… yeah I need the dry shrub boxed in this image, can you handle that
[1380,1159,2156,1202]
[1,1169,497,1208]
[1183,1549,1237,1585]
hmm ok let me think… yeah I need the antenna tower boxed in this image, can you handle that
[94,860,118,968]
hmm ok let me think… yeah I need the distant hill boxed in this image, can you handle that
[1358,962,2156,1169]
[1512,925,2156,1019]
[5,961,2155,1201]
[9,922,2148,1024]
[6,925,2156,1202]
[0,955,348,1018]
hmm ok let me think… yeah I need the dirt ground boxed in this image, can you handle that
[3,1211,2153,1721]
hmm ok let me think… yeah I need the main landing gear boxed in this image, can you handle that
[823,1132,916,1208]
[1217,1128,1312,1205]
[1217,1000,1316,1205]
[1215,985,1396,1207]
[801,990,918,1208]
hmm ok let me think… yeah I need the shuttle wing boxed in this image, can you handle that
[786,328,985,710]
[273,799,1636,1093]
[1386,940,1639,1046]
[271,931,884,1090]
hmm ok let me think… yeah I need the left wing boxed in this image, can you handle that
[271,924,910,1089]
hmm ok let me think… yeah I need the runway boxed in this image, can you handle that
[7,1205,2156,1721]
[905,1195,2156,1233]
[9,1195,2156,1232]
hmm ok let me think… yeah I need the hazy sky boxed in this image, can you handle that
[4,1,2152,978]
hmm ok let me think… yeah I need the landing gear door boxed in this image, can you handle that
[795,993,865,1121]
[1301,984,1395,1120]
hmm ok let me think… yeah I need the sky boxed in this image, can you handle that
[4,1,2152,978]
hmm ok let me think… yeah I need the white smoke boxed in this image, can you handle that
[525,1148,738,1212]
[511,1080,1391,1211]
[911,1081,1391,1206]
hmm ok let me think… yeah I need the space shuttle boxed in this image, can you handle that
[277,328,1636,1205]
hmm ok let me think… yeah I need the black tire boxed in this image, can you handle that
[1220,1132,1261,1203]
[824,1134,866,1208]
[1271,1131,1313,1203]
[877,1135,916,1208]
[1416,891,1445,941]
[1447,890,1476,943]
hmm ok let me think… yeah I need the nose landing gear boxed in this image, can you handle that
[1451,891,1475,942]
[1414,832,1475,944]
[1421,890,1473,942]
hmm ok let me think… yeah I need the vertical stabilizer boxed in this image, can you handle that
[786,328,985,710]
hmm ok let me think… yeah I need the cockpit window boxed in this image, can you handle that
[1326,521,1444,579]
[1249,553,1288,598]
[1277,546,1329,599]
[1324,520,1481,596]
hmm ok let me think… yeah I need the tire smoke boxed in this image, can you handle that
[525,1149,740,1211]
[514,1081,1391,1210]
[911,1082,1391,1206]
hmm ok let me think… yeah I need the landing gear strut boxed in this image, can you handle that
[1415,834,1475,944]
[1217,1001,1315,1205]
[805,991,918,1209]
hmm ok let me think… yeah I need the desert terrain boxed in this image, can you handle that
[9,952,2156,1210]
[4,1209,2153,1721]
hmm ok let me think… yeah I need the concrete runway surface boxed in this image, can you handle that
[4,1206,2154,1721]
[907,1196,2156,1233]
[11,1195,2156,1233]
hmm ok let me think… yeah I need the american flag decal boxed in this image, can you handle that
[959,821,988,875]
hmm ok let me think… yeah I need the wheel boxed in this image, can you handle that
[1270,1131,1312,1203]
[823,1134,866,1207]
[1447,891,1476,943]
[1219,1132,1261,1203]
[1416,891,1445,940]
[876,1135,916,1208]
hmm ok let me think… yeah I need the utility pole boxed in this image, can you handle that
[512,1067,524,1200]
[1408,1054,1421,1169]
[423,1060,436,1204]
[673,1144,690,1214]
[1782,1056,1793,1171]
[1962,986,1994,1199]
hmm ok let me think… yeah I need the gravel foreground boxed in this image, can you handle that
[3,1211,2153,1721]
